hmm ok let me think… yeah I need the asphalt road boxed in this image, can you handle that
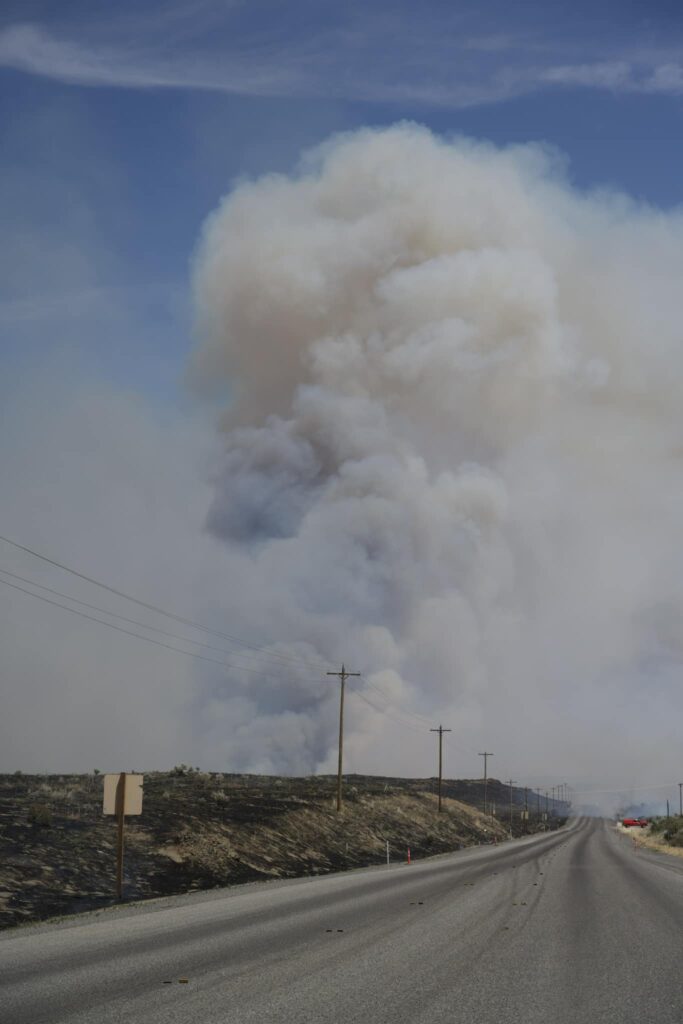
[3,817,683,1024]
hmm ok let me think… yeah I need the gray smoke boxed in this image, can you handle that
[190,124,683,800]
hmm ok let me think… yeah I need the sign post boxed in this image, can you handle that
[115,774,126,901]
[103,773,143,900]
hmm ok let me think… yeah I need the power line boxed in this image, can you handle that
[360,678,483,751]
[362,678,433,727]
[0,547,453,736]
[349,681,435,735]
[0,533,328,672]
[0,575,322,682]
[0,566,327,676]
[0,562,455,737]
[0,536,482,740]
[347,685,426,735]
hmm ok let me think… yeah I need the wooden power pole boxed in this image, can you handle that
[507,779,517,834]
[479,751,494,815]
[327,664,360,812]
[430,725,452,812]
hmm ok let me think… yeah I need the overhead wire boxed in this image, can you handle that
[0,562,438,731]
[0,533,330,672]
[0,566,328,677]
[1,570,604,791]
[0,535,454,728]
[0,535,528,765]
[362,677,433,727]
[0,575,324,682]
[350,692,426,737]
[347,681,426,736]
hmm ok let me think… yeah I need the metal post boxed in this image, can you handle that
[115,772,126,901]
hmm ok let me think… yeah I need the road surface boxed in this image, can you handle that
[2,817,683,1023]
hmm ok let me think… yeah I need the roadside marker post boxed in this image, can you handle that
[103,773,143,900]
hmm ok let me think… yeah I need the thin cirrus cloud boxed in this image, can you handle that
[542,60,683,94]
[0,22,304,95]
[1,12,683,108]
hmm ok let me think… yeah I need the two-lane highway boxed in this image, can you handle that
[3,818,683,1023]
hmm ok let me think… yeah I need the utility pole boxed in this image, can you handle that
[478,751,493,815]
[536,790,541,817]
[326,664,360,813]
[507,779,517,835]
[524,787,529,833]
[430,725,452,812]
[679,782,682,817]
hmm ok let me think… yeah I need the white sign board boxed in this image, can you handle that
[103,773,143,816]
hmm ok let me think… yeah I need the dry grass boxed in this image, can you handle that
[618,824,683,860]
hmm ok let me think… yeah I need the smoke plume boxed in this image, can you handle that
[190,124,683,797]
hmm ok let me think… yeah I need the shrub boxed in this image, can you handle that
[28,804,53,827]
[667,827,683,847]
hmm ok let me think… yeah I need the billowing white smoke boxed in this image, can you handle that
[191,124,683,790]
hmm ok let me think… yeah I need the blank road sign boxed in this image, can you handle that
[103,774,143,816]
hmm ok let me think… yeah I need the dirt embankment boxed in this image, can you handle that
[0,771,562,929]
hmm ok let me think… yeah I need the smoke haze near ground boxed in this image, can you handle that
[189,124,683,807]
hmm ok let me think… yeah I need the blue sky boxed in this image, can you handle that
[2,0,683,403]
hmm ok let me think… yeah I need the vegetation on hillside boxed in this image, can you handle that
[0,771,566,929]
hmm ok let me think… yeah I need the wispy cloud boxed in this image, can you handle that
[0,23,302,95]
[1,4,683,108]
[542,59,683,95]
